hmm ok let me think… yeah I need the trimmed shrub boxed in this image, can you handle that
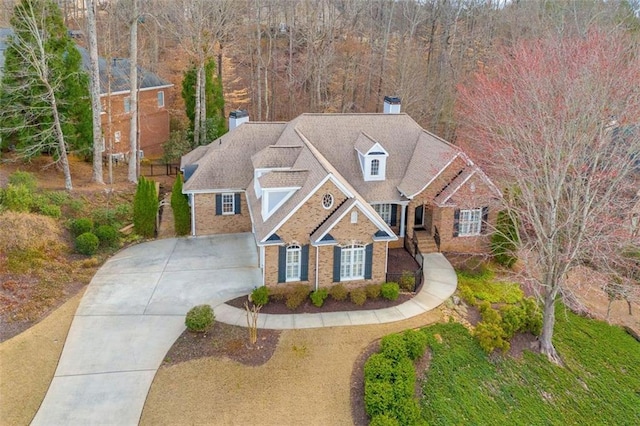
[285,284,310,310]
[369,414,400,426]
[2,184,32,212]
[475,320,510,353]
[310,288,329,307]
[251,286,269,306]
[365,283,381,299]
[268,287,286,303]
[380,333,408,361]
[350,287,367,306]
[95,225,119,248]
[39,204,61,219]
[133,176,158,238]
[45,191,70,206]
[31,193,49,214]
[70,218,94,237]
[521,297,543,336]
[75,232,99,255]
[329,283,348,301]
[403,329,428,361]
[8,171,37,192]
[364,353,395,382]
[364,381,395,418]
[381,282,400,301]
[171,174,191,236]
[185,304,215,332]
[398,271,416,292]
[491,210,520,268]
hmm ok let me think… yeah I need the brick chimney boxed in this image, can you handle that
[229,110,249,130]
[383,96,401,114]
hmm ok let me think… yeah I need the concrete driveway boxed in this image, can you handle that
[31,233,261,426]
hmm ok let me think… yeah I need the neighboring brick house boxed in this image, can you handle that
[78,48,173,158]
[181,98,501,289]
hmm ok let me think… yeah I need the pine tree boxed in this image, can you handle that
[0,0,93,161]
[171,174,191,236]
[133,177,158,238]
[181,58,226,147]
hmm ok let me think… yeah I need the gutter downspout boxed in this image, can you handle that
[315,245,319,291]
[190,193,196,236]
[385,242,389,276]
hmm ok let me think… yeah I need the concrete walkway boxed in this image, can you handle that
[215,252,457,330]
[31,236,457,426]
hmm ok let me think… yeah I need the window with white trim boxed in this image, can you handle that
[370,159,380,176]
[124,97,131,113]
[157,91,165,108]
[221,193,235,215]
[286,244,301,281]
[340,244,365,280]
[373,204,392,225]
[459,208,482,236]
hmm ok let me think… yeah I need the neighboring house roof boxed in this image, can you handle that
[77,47,171,94]
[182,113,499,243]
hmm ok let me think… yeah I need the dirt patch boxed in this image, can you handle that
[508,332,540,359]
[164,321,281,367]
[387,248,421,274]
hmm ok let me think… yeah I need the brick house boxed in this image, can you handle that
[181,98,501,289]
[78,48,173,158]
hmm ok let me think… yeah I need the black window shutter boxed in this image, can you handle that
[390,205,397,226]
[234,193,241,214]
[453,208,460,237]
[278,246,286,283]
[481,206,489,234]
[364,244,373,279]
[215,194,222,215]
[300,245,309,281]
[333,246,342,282]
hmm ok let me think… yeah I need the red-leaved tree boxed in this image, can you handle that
[458,30,640,363]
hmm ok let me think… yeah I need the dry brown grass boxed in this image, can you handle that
[0,289,84,426]
[140,309,443,426]
[0,211,65,253]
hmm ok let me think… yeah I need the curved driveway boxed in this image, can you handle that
[31,233,261,426]
[31,234,457,425]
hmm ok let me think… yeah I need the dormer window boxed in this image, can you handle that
[370,159,380,176]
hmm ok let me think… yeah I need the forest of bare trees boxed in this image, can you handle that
[2,0,636,144]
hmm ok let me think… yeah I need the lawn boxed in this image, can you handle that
[421,306,640,425]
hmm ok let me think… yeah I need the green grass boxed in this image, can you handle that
[457,267,523,304]
[420,308,640,425]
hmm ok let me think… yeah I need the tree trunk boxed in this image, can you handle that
[128,0,139,184]
[199,64,206,142]
[540,292,560,364]
[49,86,72,191]
[87,0,104,184]
[193,62,203,146]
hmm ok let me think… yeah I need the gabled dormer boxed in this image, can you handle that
[354,132,388,181]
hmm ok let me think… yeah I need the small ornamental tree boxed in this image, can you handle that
[491,210,519,268]
[171,174,191,236]
[133,177,158,238]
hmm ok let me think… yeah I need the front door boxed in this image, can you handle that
[414,205,424,228]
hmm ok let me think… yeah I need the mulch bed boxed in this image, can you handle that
[163,321,281,367]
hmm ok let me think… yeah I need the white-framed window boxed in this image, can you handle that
[341,244,365,280]
[114,131,121,143]
[373,204,392,225]
[322,193,334,209]
[286,244,301,281]
[459,208,482,236]
[222,193,235,215]
[157,91,165,108]
[124,97,131,113]
[370,159,380,176]
[351,211,358,223]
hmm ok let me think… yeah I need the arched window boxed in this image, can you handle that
[340,243,365,280]
[286,244,301,281]
[370,159,380,176]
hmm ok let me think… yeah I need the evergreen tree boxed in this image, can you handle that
[181,58,226,147]
[133,177,158,238]
[171,174,191,236]
[0,0,93,159]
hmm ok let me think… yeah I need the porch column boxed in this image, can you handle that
[190,193,196,236]
[399,203,407,237]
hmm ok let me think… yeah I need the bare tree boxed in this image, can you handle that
[128,0,138,183]
[458,30,640,363]
[86,0,104,184]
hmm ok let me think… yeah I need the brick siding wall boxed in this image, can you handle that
[193,192,252,235]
